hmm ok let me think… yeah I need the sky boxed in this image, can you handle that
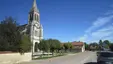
[0,0,113,43]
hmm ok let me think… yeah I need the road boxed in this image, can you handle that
[20,51,97,64]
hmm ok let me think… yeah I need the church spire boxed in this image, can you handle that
[30,0,39,13]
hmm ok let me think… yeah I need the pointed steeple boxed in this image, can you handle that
[30,0,39,13]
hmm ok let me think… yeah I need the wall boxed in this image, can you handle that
[82,44,85,52]
[0,53,32,64]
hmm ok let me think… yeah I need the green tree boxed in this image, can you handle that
[64,43,70,52]
[84,43,89,50]
[99,40,103,45]
[46,39,55,54]
[0,17,21,52]
[103,40,110,49]
[69,43,73,52]
[109,43,113,51]
[53,39,61,52]
[20,34,31,53]
[47,39,61,55]
[38,39,62,55]
[98,40,103,50]
[38,39,49,54]
[89,42,99,51]
[58,44,64,53]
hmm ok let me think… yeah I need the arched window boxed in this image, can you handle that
[30,14,31,21]
[31,14,34,20]
[37,15,38,21]
[29,13,33,21]
[35,14,37,20]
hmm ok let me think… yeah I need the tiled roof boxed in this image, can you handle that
[72,42,84,46]
[61,41,84,46]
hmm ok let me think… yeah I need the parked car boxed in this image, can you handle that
[97,51,113,64]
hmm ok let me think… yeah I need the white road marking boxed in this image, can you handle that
[80,55,91,64]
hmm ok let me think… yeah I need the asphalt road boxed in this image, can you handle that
[20,51,97,64]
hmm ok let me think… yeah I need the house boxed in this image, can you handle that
[72,41,85,52]
[61,41,85,52]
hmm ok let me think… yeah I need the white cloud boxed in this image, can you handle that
[97,26,113,32]
[79,25,113,43]
[78,15,113,43]
[102,36,113,42]
[78,34,88,42]
[86,15,113,33]
[91,31,112,39]
[77,7,113,43]
[91,26,113,39]
[105,10,113,15]
[105,4,113,15]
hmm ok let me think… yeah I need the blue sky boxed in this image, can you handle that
[0,0,113,43]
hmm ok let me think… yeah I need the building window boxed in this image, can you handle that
[37,15,38,21]
[35,30,37,36]
[35,14,37,20]
[30,14,32,21]
[35,30,39,37]
[29,13,33,21]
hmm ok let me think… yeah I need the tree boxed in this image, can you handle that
[46,39,55,54]
[98,40,103,50]
[69,43,74,52]
[53,39,61,52]
[103,40,110,49]
[109,43,113,51]
[89,42,99,51]
[47,39,61,55]
[58,44,64,53]
[63,43,70,52]
[38,39,49,54]
[38,39,61,55]
[38,39,63,56]
[0,17,21,52]
[84,43,89,50]
[20,34,32,53]
[99,40,103,45]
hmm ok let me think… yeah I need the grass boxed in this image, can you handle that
[33,54,65,60]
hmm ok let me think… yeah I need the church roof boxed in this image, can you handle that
[30,0,39,13]
[18,24,27,32]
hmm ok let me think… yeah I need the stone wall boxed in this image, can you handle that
[0,53,32,64]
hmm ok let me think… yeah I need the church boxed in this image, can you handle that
[18,0,43,55]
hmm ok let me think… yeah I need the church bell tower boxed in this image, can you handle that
[28,0,40,24]
[28,0,43,55]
